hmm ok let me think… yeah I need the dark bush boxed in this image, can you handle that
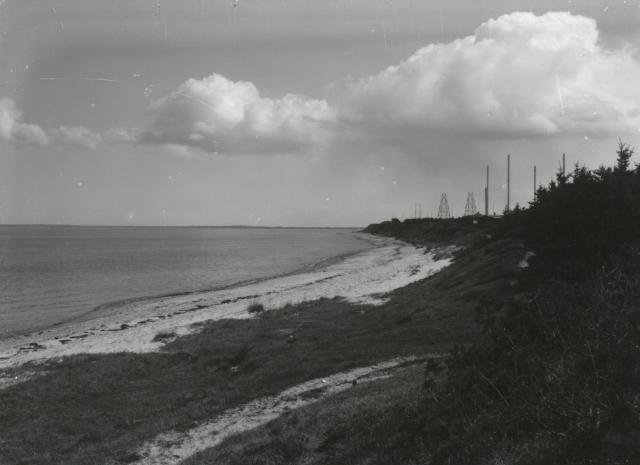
[247,302,266,314]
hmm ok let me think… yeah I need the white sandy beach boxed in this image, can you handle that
[0,234,452,378]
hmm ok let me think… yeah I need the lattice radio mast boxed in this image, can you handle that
[464,192,477,216]
[437,194,451,219]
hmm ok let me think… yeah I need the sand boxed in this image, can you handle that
[0,233,452,375]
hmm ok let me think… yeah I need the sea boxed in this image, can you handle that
[0,226,371,338]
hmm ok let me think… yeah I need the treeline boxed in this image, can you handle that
[416,142,640,464]
[507,142,640,273]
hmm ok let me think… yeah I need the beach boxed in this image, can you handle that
[0,218,528,465]
[0,233,451,377]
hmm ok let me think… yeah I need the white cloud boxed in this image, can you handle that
[0,97,103,150]
[141,73,336,154]
[50,126,102,150]
[334,11,640,138]
[0,98,50,146]
[104,127,138,143]
[5,12,639,156]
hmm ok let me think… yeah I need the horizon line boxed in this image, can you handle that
[0,223,365,229]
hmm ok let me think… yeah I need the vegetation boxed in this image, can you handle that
[512,142,640,273]
[151,330,176,342]
[247,302,266,314]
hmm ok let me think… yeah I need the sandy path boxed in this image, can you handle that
[0,234,452,374]
[131,357,428,465]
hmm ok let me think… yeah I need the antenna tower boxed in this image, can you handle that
[464,192,477,216]
[437,194,451,219]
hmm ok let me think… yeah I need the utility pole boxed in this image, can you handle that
[485,165,489,216]
[533,165,537,200]
[507,154,511,211]
[562,153,566,177]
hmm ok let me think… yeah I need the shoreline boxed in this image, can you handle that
[0,233,452,376]
[77,231,380,325]
[0,229,375,341]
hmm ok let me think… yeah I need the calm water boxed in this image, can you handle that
[0,226,369,338]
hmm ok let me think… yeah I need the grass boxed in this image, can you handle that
[0,228,524,465]
[182,364,433,465]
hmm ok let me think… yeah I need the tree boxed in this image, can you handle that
[615,140,634,173]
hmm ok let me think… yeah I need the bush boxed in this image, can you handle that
[151,331,176,342]
[247,302,265,314]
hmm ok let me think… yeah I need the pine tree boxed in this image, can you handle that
[615,140,634,173]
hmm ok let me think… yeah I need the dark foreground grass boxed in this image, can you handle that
[182,364,433,465]
[0,230,524,465]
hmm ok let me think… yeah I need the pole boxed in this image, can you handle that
[533,165,537,200]
[562,153,566,177]
[485,165,489,216]
[508,154,511,211]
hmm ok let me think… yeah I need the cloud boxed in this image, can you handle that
[141,73,336,154]
[0,98,50,146]
[50,126,102,150]
[334,11,640,138]
[103,127,139,144]
[0,97,103,150]
[5,12,639,156]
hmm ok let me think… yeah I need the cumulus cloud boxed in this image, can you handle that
[50,126,102,150]
[334,11,640,137]
[0,98,50,146]
[5,12,638,155]
[0,97,103,150]
[104,127,139,144]
[141,73,336,154]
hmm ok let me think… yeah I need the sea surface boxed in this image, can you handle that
[0,226,370,338]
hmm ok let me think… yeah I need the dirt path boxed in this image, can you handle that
[130,357,432,465]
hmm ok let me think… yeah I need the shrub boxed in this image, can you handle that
[151,331,176,342]
[247,302,265,314]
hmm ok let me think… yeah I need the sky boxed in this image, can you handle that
[0,0,639,226]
